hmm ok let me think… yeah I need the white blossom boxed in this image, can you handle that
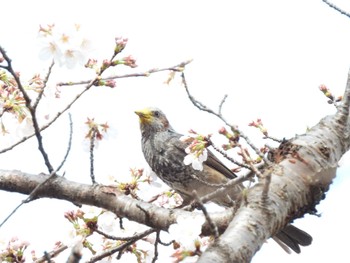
[168,214,205,250]
[183,148,208,171]
[38,24,92,69]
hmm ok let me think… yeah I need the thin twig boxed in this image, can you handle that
[0,167,60,228]
[181,72,272,166]
[192,190,219,238]
[89,127,97,184]
[57,113,73,172]
[157,237,174,246]
[218,94,228,116]
[183,172,252,210]
[239,145,270,202]
[33,60,55,109]
[0,113,73,228]
[119,217,124,230]
[209,139,251,170]
[57,60,192,87]
[238,146,264,179]
[34,244,69,263]
[0,83,92,155]
[152,231,160,263]
[322,0,350,18]
[87,228,156,263]
[0,45,54,172]
[263,135,283,143]
[0,60,193,155]
[95,228,152,241]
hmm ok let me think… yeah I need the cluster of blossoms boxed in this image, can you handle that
[0,237,29,263]
[115,168,152,198]
[38,24,92,69]
[64,208,101,254]
[168,215,207,262]
[218,126,240,150]
[85,37,137,76]
[180,130,210,171]
[84,117,109,141]
[64,207,151,261]
[248,119,268,137]
[319,84,342,104]
[0,71,27,128]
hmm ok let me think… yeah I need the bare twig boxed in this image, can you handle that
[89,127,97,184]
[238,146,264,179]
[322,0,350,18]
[209,139,251,170]
[0,113,73,228]
[34,244,68,263]
[152,231,160,263]
[157,238,174,246]
[183,172,252,211]
[95,228,153,241]
[181,72,271,166]
[57,60,192,87]
[87,228,156,263]
[263,135,283,143]
[33,60,55,109]
[57,113,73,172]
[218,94,228,116]
[119,217,124,230]
[238,145,271,202]
[192,190,219,238]
[0,169,57,228]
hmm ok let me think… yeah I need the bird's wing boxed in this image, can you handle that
[205,149,237,180]
[169,130,237,180]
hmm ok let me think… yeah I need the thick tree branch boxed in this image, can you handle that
[198,110,345,262]
[0,170,233,236]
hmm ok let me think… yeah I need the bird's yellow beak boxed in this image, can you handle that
[135,108,152,124]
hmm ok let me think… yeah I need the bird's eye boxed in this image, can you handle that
[153,111,160,118]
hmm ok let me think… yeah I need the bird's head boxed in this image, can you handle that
[135,107,171,135]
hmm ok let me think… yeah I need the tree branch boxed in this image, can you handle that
[181,72,271,165]
[322,0,350,18]
[198,112,344,262]
[0,45,54,172]
[57,60,192,87]
[0,170,233,236]
[0,60,193,155]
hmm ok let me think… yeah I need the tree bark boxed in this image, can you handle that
[197,108,349,261]
[0,169,233,235]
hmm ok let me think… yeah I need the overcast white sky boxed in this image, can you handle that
[1,0,350,262]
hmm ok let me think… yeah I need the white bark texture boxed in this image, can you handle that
[197,70,350,262]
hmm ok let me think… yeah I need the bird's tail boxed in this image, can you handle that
[274,224,313,253]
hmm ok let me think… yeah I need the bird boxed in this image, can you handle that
[135,107,312,253]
